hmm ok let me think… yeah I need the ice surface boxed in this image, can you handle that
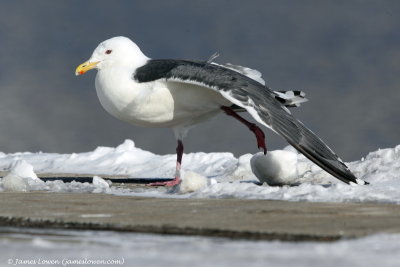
[0,140,399,204]
[0,227,399,267]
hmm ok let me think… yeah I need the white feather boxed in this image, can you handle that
[212,62,266,85]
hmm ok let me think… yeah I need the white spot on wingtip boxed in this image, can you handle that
[350,179,367,186]
[356,178,367,185]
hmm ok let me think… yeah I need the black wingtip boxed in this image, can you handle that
[291,142,367,186]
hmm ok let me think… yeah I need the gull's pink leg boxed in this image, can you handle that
[149,140,183,187]
[221,106,267,154]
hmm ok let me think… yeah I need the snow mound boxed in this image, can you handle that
[0,162,112,194]
[92,176,111,193]
[0,140,399,204]
[2,160,44,192]
[251,151,299,186]
[230,154,258,181]
[0,139,237,179]
[179,171,208,193]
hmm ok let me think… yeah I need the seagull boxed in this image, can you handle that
[76,36,367,187]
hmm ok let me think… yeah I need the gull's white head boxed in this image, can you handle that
[75,36,149,75]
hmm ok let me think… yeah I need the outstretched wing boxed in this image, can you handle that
[134,59,367,185]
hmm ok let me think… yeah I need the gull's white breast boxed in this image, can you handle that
[95,68,231,128]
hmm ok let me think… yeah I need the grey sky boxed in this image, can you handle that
[0,0,399,161]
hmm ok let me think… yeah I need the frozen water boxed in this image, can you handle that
[0,227,399,267]
[0,140,399,204]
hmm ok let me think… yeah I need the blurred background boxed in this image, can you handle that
[0,0,399,161]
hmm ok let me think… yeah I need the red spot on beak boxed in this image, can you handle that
[79,71,84,75]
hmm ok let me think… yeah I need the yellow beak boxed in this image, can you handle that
[75,61,100,76]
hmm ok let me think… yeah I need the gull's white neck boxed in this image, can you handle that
[95,62,149,123]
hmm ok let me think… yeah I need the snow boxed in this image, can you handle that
[0,140,236,179]
[92,176,111,193]
[251,151,299,186]
[2,160,44,192]
[0,139,399,204]
[0,227,399,267]
[178,171,214,194]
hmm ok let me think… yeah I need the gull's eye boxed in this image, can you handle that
[105,50,112,54]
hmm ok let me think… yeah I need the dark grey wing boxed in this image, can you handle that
[134,59,367,185]
[213,63,308,108]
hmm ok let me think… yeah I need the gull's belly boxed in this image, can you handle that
[95,76,231,128]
